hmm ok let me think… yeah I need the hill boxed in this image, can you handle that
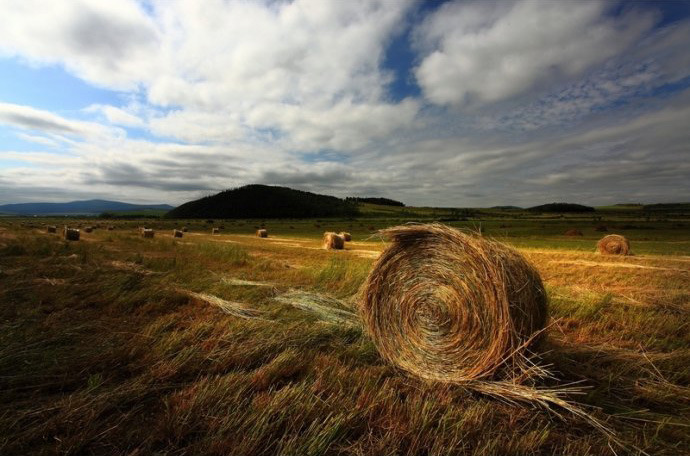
[0,199,174,216]
[166,184,358,219]
[528,203,595,213]
[643,203,690,212]
[345,197,404,207]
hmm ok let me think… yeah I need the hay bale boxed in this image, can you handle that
[212,227,220,235]
[257,229,268,238]
[64,227,80,241]
[323,232,345,250]
[173,229,184,238]
[142,228,155,238]
[83,226,93,233]
[107,226,114,231]
[564,228,583,236]
[182,226,188,232]
[339,232,352,242]
[359,223,547,383]
[596,234,630,255]
[46,225,57,233]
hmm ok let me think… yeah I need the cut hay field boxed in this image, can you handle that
[1,215,689,455]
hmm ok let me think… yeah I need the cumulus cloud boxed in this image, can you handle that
[414,0,657,107]
[0,0,159,90]
[0,0,688,207]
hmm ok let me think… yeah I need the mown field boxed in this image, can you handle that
[1,212,689,455]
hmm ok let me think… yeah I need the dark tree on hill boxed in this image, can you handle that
[346,197,405,207]
[166,185,359,219]
[528,203,595,213]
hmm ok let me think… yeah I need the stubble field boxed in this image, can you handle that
[1,215,688,455]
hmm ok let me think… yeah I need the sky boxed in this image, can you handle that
[0,0,689,207]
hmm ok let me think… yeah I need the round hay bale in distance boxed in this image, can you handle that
[323,232,345,250]
[597,234,630,255]
[83,226,93,233]
[142,228,155,238]
[64,227,80,241]
[173,229,184,238]
[212,227,220,235]
[339,232,352,241]
[256,229,268,238]
[182,226,188,232]
[46,225,57,233]
[359,223,547,383]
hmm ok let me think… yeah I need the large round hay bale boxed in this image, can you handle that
[257,229,268,238]
[339,232,352,242]
[64,227,80,241]
[564,228,583,236]
[173,229,184,238]
[359,223,547,382]
[142,228,155,238]
[323,232,345,250]
[596,234,630,255]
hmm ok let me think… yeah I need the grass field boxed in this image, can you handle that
[1,213,689,455]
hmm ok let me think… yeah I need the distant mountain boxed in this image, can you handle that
[643,203,690,212]
[166,184,358,219]
[528,203,595,213]
[0,199,175,215]
[346,197,405,207]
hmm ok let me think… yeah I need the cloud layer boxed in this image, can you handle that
[0,0,688,206]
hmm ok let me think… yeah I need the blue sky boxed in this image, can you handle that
[0,0,689,206]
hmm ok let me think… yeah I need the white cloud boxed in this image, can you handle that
[85,104,146,128]
[414,0,657,107]
[0,102,119,139]
[0,0,159,90]
[0,0,688,207]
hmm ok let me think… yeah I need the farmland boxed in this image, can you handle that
[0,208,689,455]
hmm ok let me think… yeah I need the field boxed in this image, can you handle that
[1,210,689,455]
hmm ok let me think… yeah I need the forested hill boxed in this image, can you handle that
[528,203,595,213]
[166,185,358,219]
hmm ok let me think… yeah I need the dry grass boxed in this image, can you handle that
[0,218,688,455]
[179,289,267,320]
[274,290,358,325]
